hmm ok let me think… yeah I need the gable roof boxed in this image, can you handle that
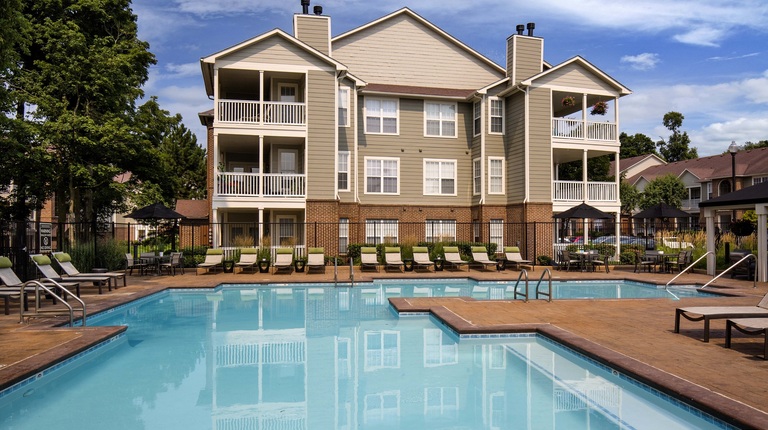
[175,199,209,220]
[332,7,505,75]
[609,153,666,177]
[520,56,632,95]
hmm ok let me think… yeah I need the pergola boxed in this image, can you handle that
[699,181,768,282]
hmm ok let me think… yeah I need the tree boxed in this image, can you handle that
[619,132,657,159]
[620,180,641,217]
[742,140,768,150]
[656,112,698,162]
[556,155,613,182]
[639,174,687,209]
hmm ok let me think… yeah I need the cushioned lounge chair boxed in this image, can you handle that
[273,248,294,274]
[235,248,259,274]
[360,247,379,272]
[443,246,467,271]
[306,247,325,273]
[725,318,768,360]
[384,247,404,272]
[31,254,110,294]
[52,252,127,287]
[412,246,433,271]
[470,246,497,271]
[504,246,532,271]
[675,292,768,342]
[197,249,224,275]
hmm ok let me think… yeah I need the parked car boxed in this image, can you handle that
[592,235,655,247]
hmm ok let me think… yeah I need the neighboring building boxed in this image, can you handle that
[609,154,666,180]
[199,5,631,256]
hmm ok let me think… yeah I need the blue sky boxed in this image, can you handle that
[132,0,768,156]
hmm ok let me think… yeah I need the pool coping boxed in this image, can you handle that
[391,296,768,430]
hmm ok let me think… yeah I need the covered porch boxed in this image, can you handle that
[215,69,306,127]
[552,147,619,205]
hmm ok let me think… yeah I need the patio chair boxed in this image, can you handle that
[384,247,404,272]
[412,246,433,271]
[197,249,224,275]
[160,252,184,276]
[306,247,326,273]
[560,250,580,272]
[443,246,467,271]
[635,250,661,273]
[666,251,687,273]
[675,291,768,342]
[360,247,379,272]
[590,252,609,273]
[273,248,294,274]
[52,252,127,288]
[234,248,259,274]
[504,246,532,271]
[125,253,147,276]
[470,246,497,271]
[0,256,81,305]
[30,254,109,294]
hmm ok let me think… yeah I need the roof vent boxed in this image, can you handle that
[313,5,322,15]
[301,0,310,14]
[526,22,535,36]
[516,24,525,35]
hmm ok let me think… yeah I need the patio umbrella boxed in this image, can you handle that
[126,203,184,251]
[553,203,614,247]
[633,203,691,249]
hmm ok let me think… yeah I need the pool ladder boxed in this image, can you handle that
[19,278,86,326]
[511,269,552,302]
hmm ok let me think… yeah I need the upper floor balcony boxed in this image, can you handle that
[217,99,306,126]
[217,172,306,198]
[552,92,618,145]
[553,180,618,202]
[552,118,616,142]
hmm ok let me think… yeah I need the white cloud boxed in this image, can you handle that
[621,53,660,71]
[165,63,202,78]
[672,26,726,47]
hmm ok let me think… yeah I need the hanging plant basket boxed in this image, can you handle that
[591,100,608,115]
[561,96,576,107]
[730,219,755,237]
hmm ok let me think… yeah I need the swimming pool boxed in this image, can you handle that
[0,285,735,429]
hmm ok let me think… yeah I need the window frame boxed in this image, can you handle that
[423,159,457,196]
[490,219,503,253]
[365,219,399,245]
[338,151,350,192]
[753,176,768,185]
[425,220,457,243]
[488,97,504,134]
[473,158,481,196]
[339,218,349,254]
[364,330,401,371]
[364,97,399,135]
[364,157,400,195]
[424,101,458,138]
[338,87,350,127]
[473,101,481,137]
[487,157,505,194]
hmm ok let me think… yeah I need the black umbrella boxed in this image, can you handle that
[633,203,691,220]
[126,202,184,220]
[553,202,613,220]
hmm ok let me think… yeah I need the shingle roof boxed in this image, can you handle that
[609,154,665,177]
[627,147,768,185]
[175,199,209,220]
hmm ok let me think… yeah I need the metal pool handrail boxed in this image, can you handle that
[701,253,757,289]
[20,279,86,326]
[534,269,553,302]
[512,269,529,302]
[665,251,713,290]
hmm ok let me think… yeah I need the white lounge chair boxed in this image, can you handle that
[273,248,294,274]
[470,246,497,271]
[384,247,404,272]
[412,246,433,271]
[360,247,379,272]
[675,292,768,342]
[197,249,224,275]
[726,318,768,359]
[442,246,467,271]
[234,248,259,274]
[52,252,127,287]
[306,247,325,273]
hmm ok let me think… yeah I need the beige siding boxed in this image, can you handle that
[357,98,473,205]
[528,88,552,202]
[535,63,617,93]
[507,36,542,83]
[306,70,337,199]
[505,93,526,203]
[294,15,330,55]
[222,37,330,69]
[333,14,503,88]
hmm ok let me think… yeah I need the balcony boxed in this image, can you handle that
[217,172,306,198]
[553,181,617,202]
[552,118,616,142]
[217,100,306,126]
[681,198,700,211]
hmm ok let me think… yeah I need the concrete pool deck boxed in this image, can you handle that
[1,265,767,428]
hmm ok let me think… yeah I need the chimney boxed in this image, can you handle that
[301,0,310,14]
[314,5,323,15]
[294,4,331,55]
[506,23,543,83]
[526,22,535,36]
[516,24,524,35]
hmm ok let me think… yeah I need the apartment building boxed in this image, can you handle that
[199,4,631,256]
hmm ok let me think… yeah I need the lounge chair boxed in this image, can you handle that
[160,252,184,276]
[234,248,259,274]
[384,247,404,272]
[52,252,127,288]
[306,247,326,273]
[30,254,109,294]
[360,247,379,272]
[412,246,433,271]
[197,249,224,275]
[443,246,467,271]
[470,246,497,271]
[725,318,768,359]
[0,256,84,308]
[125,253,147,276]
[504,246,532,271]
[675,292,768,342]
[273,248,294,274]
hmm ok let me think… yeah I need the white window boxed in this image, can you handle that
[425,220,456,242]
[364,391,400,424]
[423,329,458,366]
[336,337,351,379]
[338,151,350,191]
[339,218,349,254]
[489,344,506,369]
[366,220,398,244]
[425,101,457,138]
[473,101,481,136]
[365,97,398,134]
[473,158,481,195]
[364,330,400,370]
[338,87,350,127]
[754,176,768,185]
[365,157,399,194]
[490,219,503,251]
[488,157,504,194]
[425,387,459,419]
[489,97,504,134]
[424,159,456,196]
[706,182,712,200]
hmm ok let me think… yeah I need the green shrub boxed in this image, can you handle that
[180,245,209,267]
[537,255,552,265]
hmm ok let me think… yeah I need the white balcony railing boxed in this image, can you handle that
[681,198,700,210]
[217,172,305,197]
[552,118,617,141]
[553,181,617,202]
[217,99,306,126]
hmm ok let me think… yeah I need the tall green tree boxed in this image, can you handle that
[14,0,156,223]
[639,174,687,209]
[656,112,698,162]
[556,155,613,182]
[619,132,657,159]
[620,180,641,217]
[742,140,768,150]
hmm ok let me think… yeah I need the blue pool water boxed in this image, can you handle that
[0,285,734,429]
